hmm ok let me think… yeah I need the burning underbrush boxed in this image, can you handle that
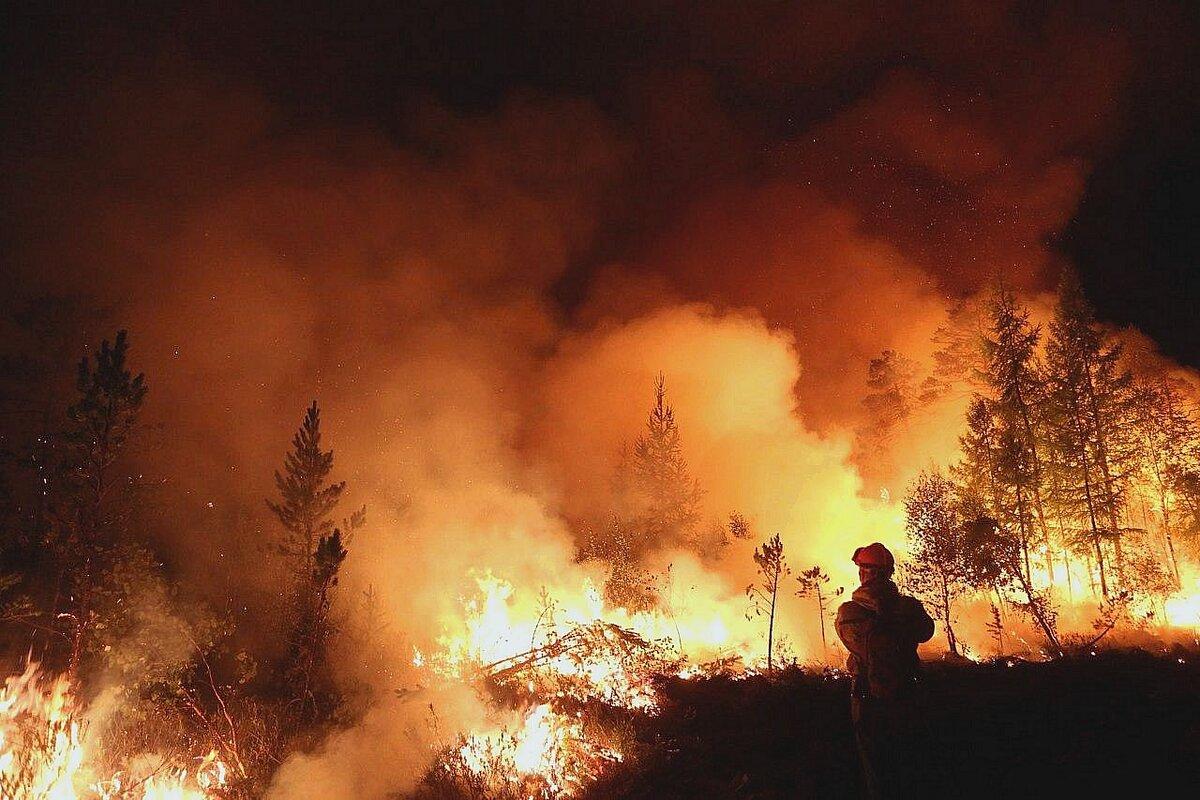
[0,663,229,800]
[402,562,1200,800]
[388,563,796,800]
[407,573,710,799]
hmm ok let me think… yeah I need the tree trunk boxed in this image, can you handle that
[1081,355,1125,582]
[940,573,957,655]
[816,587,827,658]
[1014,388,1054,585]
[766,580,777,673]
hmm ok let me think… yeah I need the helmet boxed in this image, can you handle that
[852,542,895,570]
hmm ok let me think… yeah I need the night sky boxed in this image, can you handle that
[3,2,1199,362]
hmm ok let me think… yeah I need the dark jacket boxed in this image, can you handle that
[835,579,935,700]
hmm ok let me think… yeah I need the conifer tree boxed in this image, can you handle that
[590,375,703,606]
[285,529,348,710]
[54,330,148,678]
[983,287,1055,579]
[961,516,1061,656]
[953,397,1004,514]
[629,374,703,552]
[1129,377,1199,587]
[953,396,1039,581]
[855,350,916,488]
[1044,273,1138,595]
[267,401,364,714]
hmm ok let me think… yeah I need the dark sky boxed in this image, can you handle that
[3,1,1199,362]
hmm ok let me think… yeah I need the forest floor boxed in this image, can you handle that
[583,646,1200,799]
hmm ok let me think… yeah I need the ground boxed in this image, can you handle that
[585,647,1200,799]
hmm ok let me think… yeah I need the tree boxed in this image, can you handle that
[795,565,842,661]
[1129,376,1199,586]
[855,350,917,489]
[588,375,703,606]
[954,397,1004,515]
[267,401,350,578]
[628,374,704,553]
[1044,273,1138,596]
[930,297,988,392]
[727,511,751,541]
[285,529,348,713]
[585,513,658,611]
[985,602,1005,657]
[267,401,364,715]
[746,533,789,672]
[983,287,1055,580]
[51,330,148,679]
[961,515,1062,657]
[902,470,971,655]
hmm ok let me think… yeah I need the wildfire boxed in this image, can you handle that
[1,663,226,800]
[427,573,748,710]
[445,704,622,799]
[414,570,738,796]
[1164,570,1200,628]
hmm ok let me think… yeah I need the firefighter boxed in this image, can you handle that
[835,542,935,799]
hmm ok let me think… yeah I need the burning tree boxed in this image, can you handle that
[901,470,971,655]
[983,286,1055,582]
[1044,271,1138,596]
[746,533,789,672]
[854,349,917,490]
[961,515,1062,657]
[794,565,842,661]
[1128,376,1200,587]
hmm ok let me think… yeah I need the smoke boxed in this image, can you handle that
[0,4,1188,796]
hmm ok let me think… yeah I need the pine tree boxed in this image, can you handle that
[746,533,789,672]
[961,515,1062,656]
[267,401,364,714]
[53,330,148,679]
[954,395,1038,583]
[930,297,988,392]
[902,470,971,655]
[953,397,1004,515]
[983,287,1055,580]
[1044,273,1138,595]
[1129,377,1199,587]
[268,401,351,577]
[285,529,348,711]
[589,374,703,604]
[628,374,703,552]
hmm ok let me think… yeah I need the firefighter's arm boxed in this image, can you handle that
[835,601,875,659]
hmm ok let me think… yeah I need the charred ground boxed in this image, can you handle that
[587,648,1200,799]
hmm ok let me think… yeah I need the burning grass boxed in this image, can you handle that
[0,664,228,800]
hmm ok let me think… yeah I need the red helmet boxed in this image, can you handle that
[852,542,895,570]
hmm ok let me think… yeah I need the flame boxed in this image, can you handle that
[450,704,621,798]
[425,569,759,710]
[1,664,227,800]
[1164,567,1200,629]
